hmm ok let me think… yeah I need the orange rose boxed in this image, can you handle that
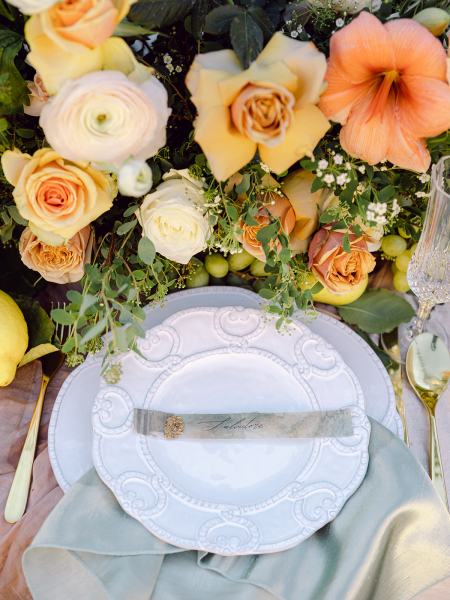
[238,192,296,262]
[19,226,93,284]
[308,228,376,293]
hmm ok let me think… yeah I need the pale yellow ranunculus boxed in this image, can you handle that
[25,1,137,94]
[1,148,116,245]
[185,33,330,181]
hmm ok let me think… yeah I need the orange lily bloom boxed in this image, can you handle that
[320,12,450,172]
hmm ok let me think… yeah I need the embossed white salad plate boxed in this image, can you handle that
[49,286,401,492]
[91,306,370,555]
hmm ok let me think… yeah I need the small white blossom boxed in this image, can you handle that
[297,25,303,32]
[163,54,172,64]
[415,191,429,198]
[336,18,345,27]
[418,173,430,183]
[316,170,323,177]
[392,198,401,217]
[366,210,376,221]
[324,174,335,185]
[334,154,343,165]
[260,162,270,173]
[336,173,349,186]
[375,215,388,225]
[290,30,299,38]
[175,66,183,73]
[318,159,328,170]
[356,183,365,193]
[118,159,153,198]
[345,162,352,170]
[358,165,366,174]
[380,166,388,171]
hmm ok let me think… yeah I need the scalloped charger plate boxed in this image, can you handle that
[91,306,371,555]
[49,287,401,494]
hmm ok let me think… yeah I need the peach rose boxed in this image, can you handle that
[19,226,93,283]
[239,192,296,262]
[186,32,330,181]
[26,2,136,93]
[1,148,115,244]
[308,228,376,293]
[24,74,49,117]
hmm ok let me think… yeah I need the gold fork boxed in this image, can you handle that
[4,305,66,523]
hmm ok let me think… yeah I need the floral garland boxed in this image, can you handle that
[0,0,449,378]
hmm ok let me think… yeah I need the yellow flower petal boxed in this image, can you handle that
[259,104,330,174]
[194,106,256,181]
[1,150,31,186]
[25,16,103,94]
[101,37,152,83]
[256,33,327,106]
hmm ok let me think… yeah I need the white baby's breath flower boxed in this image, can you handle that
[418,173,430,183]
[366,211,376,221]
[336,18,345,27]
[318,159,329,170]
[358,165,366,174]
[334,154,343,165]
[375,215,388,225]
[290,30,299,38]
[336,173,349,186]
[392,198,401,217]
[323,173,335,185]
[415,191,429,198]
[118,159,153,198]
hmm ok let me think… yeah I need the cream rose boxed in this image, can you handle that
[40,70,170,169]
[25,0,136,93]
[136,171,210,264]
[6,0,57,15]
[186,32,330,181]
[1,148,115,244]
[19,226,93,284]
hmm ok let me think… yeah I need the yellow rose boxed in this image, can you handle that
[25,1,137,94]
[19,226,93,284]
[186,32,330,181]
[1,148,115,244]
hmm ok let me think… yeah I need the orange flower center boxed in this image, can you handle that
[366,70,399,122]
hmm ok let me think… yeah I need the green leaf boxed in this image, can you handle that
[248,7,275,39]
[123,204,139,218]
[342,233,351,253]
[129,0,196,29]
[225,202,238,221]
[311,177,325,193]
[79,293,98,316]
[51,308,76,326]
[15,297,55,348]
[256,221,279,244]
[116,219,137,236]
[138,236,156,265]
[6,205,27,225]
[230,12,263,68]
[319,211,336,224]
[191,0,212,39]
[204,5,242,34]
[235,172,250,194]
[259,287,275,299]
[0,1,15,21]
[338,289,415,334]
[0,29,28,115]
[79,317,107,346]
[114,19,154,36]
[378,185,396,203]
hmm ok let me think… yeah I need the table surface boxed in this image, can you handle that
[0,304,449,600]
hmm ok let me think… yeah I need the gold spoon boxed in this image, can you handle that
[406,332,450,506]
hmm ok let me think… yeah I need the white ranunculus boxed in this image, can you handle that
[307,0,381,14]
[6,0,56,14]
[136,173,210,264]
[118,159,153,198]
[40,70,171,168]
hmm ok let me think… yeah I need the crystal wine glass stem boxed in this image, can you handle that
[409,300,435,338]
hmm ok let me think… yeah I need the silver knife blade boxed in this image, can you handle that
[134,408,355,440]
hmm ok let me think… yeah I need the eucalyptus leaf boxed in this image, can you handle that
[338,289,415,334]
[230,12,263,68]
[116,219,137,236]
[79,317,107,346]
[51,308,76,326]
[138,236,156,265]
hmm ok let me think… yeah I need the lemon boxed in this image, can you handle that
[310,275,369,306]
[0,291,28,386]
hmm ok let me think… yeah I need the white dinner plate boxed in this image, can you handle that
[49,286,401,493]
[92,307,370,555]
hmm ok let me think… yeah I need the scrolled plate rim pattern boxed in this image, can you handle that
[92,306,370,555]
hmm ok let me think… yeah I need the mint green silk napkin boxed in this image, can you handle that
[23,420,450,600]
